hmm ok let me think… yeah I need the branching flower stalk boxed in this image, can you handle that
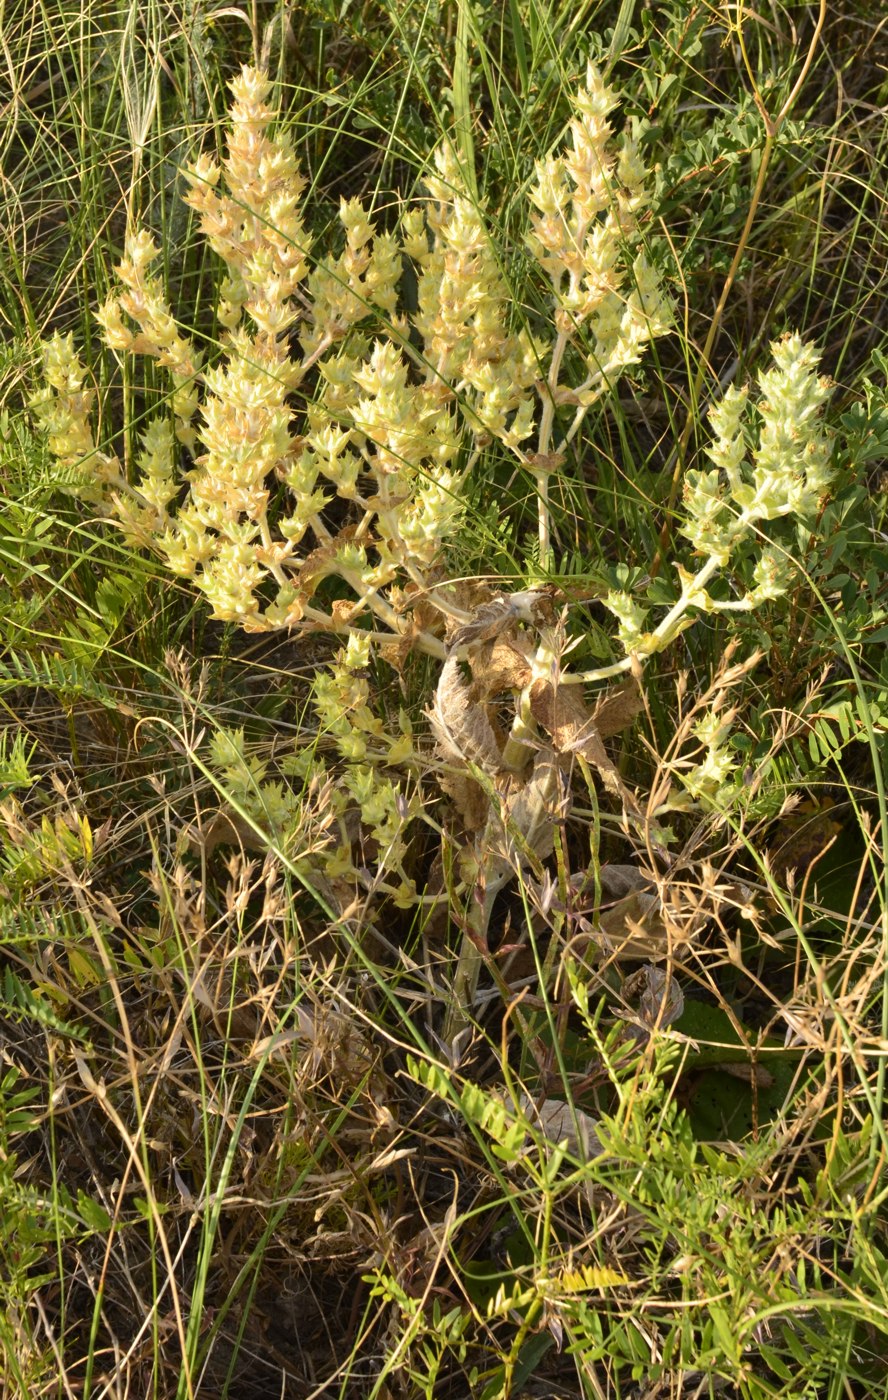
[35,62,668,643]
[588,334,834,683]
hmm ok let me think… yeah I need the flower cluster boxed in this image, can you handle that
[528,65,671,401]
[29,334,124,504]
[684,335,833,564]
[313,631,414,766]
[598,334,834,675]
[404,141,540,447]
[181,66,311,336]
[208,725,301,833]
[682,707,738,806]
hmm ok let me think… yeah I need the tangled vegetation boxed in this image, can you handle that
[2,1,888,1397]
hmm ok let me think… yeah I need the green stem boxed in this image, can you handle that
[535,327,570,569]
[571,539,733,685]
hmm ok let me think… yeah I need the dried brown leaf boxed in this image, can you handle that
[471,634,533,696]
[622,964,685,1036]
[591,679,644,739]
[597,889,670,958]
[429,653,504,775]
[479,748,566,897]
[529,675,595,752]
[438,769,490,832]
[187,810,270,857]
[598,864,653,900]
[519,1094,603,1158]
[297,524,359,593]
[529,678,642,817]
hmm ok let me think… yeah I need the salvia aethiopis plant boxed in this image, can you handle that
[32,64,836,1028]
